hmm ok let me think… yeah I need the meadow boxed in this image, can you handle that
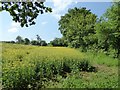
[1,43,118,89]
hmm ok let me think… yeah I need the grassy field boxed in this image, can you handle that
[1,43,118,89]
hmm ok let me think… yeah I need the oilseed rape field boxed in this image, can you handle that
[1,43,118,89]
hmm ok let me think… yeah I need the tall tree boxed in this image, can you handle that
[24,38,30,45]
[16,35,24,44]
[31,40,38,45]
[50,37,68,47]
[59,7,97,50]
[40,40,47,46]
[0,1,52,27]
[95,2,120,58]
[36,35,41,43]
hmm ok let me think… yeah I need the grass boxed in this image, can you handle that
[1,43,119,89]
[84,51,118,67]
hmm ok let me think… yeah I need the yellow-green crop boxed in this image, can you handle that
[2,43,118,89]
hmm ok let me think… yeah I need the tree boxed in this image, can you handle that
[60,37,68,47]
[31,40,38,45]
[59,7,97,50]
[36,35,41,43]
[40,40,47,46]
[0,1,52,27]
[50,38,61,46]
[50,37,68,47]
[95,2,120,58]
[24,38,30,45]
[16,35,24,44]
[11,41,15,43]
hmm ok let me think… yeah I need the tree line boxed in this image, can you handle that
[2,35,47,46]
[16,35,48,46]
[2,35,68,47]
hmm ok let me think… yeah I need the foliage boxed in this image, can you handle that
[2,43,118,89]
[58,3,120,58]
[16,35,24,44]
[50,37,68,47]
[40,40,47,46]
[0,1,52,27]
[1,2,120,89]
[1,41,15,43]
[78,59,96,72]
[24,38,30,45]
[36,35,41,43]
[14,35,48,46]
[31,40,39,45]
[95,2,120,58]
[83,50,118,67]
[59,7,97,49]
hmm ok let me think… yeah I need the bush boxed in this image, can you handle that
[58,62,71,78]
[78,59,97,72]
[2,58,98,89]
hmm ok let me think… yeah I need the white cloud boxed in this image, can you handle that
[52,0,73,12]
[41,21,48,25]
[8,28,18,33]
[52,0,74,20]
[8,22,20,33]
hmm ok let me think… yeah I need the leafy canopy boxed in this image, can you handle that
[95,2,120,58]
[59,7,97,49]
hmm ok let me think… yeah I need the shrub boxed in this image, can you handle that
[78,59,97,72]
[58,62,71,78]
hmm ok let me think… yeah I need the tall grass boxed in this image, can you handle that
[84,51,118,67]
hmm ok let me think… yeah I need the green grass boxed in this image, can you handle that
[1,43,118,89]
[84,51,118,67]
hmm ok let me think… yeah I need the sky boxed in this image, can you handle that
[0,0,112,43]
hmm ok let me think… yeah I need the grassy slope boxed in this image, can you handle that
[2,43,118,88]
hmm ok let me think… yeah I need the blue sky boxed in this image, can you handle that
[0,1,112,43]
